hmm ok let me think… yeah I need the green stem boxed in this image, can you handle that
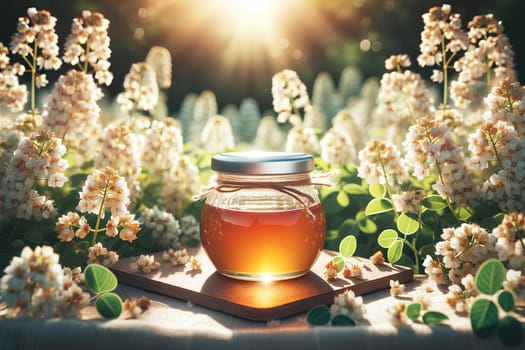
[30,40,38,126]
[487,132,504,170]
[403,238,420,274]
[375,144,399,221]
[83,43,90,73]
[424,124,460,222]
[91,179,110,245]
[441,36,448,109]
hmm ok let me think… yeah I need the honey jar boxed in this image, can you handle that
[198,152,327,281]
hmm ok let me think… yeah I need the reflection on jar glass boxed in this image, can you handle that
[198,152,327,281]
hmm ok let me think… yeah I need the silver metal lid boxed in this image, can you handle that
[211,152,314,175]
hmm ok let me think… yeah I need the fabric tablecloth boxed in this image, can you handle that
[1,276,523,350]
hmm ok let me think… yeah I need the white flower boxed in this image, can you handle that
[357,139,408,185]
[272,69,310,126]
[320,128,356,166]
[117,62,159,113]
[200,115,235,153]
[43,70,103,150]
[141,207,181,249]
[285,125,320,154]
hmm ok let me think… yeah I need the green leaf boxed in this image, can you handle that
[84,264,118,294]
[475,259,505,295]
[406,302,422,322]
[470,299,499,338]
[307,305,331,325]
[378,229,398,248]
[338,219,359,236]
[497,290,515,312]
[339,235,357,258]
[336,191,350,207]
[369,184,386,198]
[96,292,123,319]
[137,231,155,250]
[421,195,448,210]
[457,206,472,221]
[365,198,393,216]
[387,239,403,264]
[323,191,344,215]
[23,229,45,244]
[498,315,523,347]
[331,315,356,326]
[356,211,377,234]
[332,256,345,272]
[397,213,419,235]
[422,311,448,325]
[343,183,368,195]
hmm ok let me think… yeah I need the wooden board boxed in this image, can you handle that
[111,247,413,321]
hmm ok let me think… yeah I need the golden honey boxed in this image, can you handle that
[200,202,326,280]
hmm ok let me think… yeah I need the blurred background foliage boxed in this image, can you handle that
[1,0,523,114]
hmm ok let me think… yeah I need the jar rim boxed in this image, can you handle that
[211,151,314,175]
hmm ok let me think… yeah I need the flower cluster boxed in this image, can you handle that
[87,242,119,267]
[417,4,467,76]
[63,10,113,85]
[162,156,200,216]
[73,167,140,243]
[369,251,385,265]
[272,69,311,125]
[185,256,202,271]
[389,280,406,297]
[392,190,426,214]
[0,246,88,318]
[342,261,364,279]
[145,46,172,89]
[403,117,474,205]
[10,7,62,79]
[77,167,130,219]
[95,123,142,206]
[116,62,159,113]
[123,296,151,319]
[503,269,525,301]
[162,248,190,266]
[444,274,476,313]
[140,206,181,249]
[200,115,235,153]
[253,116,285,151]
[329,290,364,319]
[55,211,90,242]
[473,79,525,211]
[0,129,68,220]
[285,126,320,154]
[0,42,27,112]
[141,119,183,172]
[378,55,433,122]
[179,215,200,244]
[357,139,408,185]
[320,128,356,166]
[384,54,411,71]
[484,78,524,128]
[43,70,103,147]
[491,213,525,271]
[434,223,495,284]
[422,255,447,285]
[130,254,160,274]
[451,14,515,108]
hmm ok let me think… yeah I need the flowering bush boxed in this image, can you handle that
[0,4,523,344]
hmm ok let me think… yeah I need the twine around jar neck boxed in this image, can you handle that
[192,171,337,220]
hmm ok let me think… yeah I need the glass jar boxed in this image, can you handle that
[199,152,326,281]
